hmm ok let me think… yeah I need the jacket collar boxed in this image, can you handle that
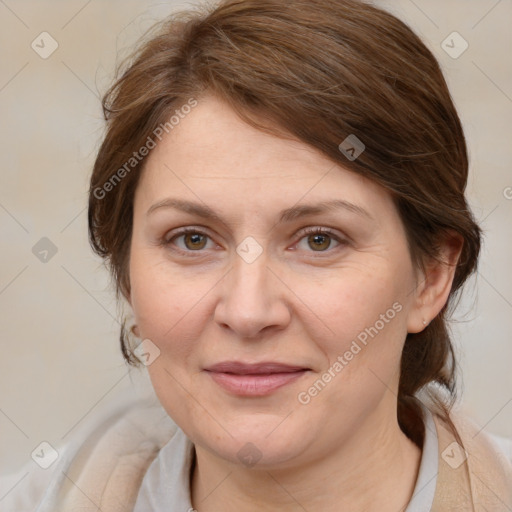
[42,399,512,511]
[431,408,512,510]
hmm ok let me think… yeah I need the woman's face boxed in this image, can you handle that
[129,95,425,469]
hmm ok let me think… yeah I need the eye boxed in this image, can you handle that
[295,227,345,252]
[162,226,347,256]
[165,228,215,252]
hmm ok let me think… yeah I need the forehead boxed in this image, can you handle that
[149,96,332,177]
[135,95,393,221]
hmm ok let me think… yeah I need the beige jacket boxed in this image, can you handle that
[3,395,512,511]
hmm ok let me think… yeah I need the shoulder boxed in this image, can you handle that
[430,401,512,508]
[417,393,512,467]
[445,406,512,468]
[0,387,177,512]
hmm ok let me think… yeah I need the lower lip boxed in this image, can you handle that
[206,371,307,396]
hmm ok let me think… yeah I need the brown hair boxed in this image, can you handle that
[88,0,481,445]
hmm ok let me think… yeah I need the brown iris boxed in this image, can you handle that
[184,232,207,250]
[307,233,331,251]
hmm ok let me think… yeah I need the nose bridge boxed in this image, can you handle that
[214,248,290,337]
[229,252,271,312]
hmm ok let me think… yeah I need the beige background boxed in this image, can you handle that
[0,0,511,479]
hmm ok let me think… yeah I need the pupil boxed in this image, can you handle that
[309,233,330,251]
[186,233,205,249]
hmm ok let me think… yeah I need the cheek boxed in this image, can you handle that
[128,248,216,361]
[294,264,409,393]
[128,253,216,422]
[302,265,406,341]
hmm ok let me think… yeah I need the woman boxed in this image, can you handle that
[6,0,512,510]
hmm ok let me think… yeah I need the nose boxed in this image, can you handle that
[214,251,291,339]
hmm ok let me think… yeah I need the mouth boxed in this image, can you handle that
[204,362,310,396]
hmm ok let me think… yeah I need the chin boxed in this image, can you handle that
[190,414,315,470]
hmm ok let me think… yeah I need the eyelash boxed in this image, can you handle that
[162,226,347,256]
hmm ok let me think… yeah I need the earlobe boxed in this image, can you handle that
[406,232,463,334]
[131,323,141,338]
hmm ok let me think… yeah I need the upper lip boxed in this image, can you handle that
[204,362,310,375]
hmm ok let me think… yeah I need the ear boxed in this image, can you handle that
[122,285,139,336]
[406,231,463,333]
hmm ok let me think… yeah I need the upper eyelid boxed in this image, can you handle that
[166,226,346,250]
[166,226,342,240]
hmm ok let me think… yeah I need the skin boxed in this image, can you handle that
[128,95,462,511]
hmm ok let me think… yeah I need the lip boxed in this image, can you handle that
[204,361,309,396]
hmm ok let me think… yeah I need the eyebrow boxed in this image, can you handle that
[146,198,373,223]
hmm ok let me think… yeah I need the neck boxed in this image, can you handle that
[191,397,422,512]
